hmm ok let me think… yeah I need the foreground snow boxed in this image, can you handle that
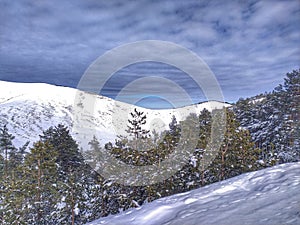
[87,162,300,225]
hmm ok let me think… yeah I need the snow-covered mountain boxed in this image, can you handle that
[0,80,230,149]
[87,162,300,225]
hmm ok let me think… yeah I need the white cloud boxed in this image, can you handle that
[0,0,299,106]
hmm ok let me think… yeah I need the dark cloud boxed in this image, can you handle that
[0,0,299,107]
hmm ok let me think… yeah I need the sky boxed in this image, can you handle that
[0,0,299,108]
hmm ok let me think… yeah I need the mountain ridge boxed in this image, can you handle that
[0,80,230,149]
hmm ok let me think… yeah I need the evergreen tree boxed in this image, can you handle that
[126,108,150,139]
[21,141,58,224]
[0,125,28,224]
[282,69,300,161]
[209,110,261,181]
[16,141,30,164]
[126,108,150,151]
[39,125,81,224]
[0,154,3,178]
[0,171,26,225]
[165,115,181,151]
[197,108,212,186]
[81,136,106,220]
[234,69,300,164]
[40,124,84,174]
[0,124,16,177]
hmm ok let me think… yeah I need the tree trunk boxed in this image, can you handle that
[221,143,229,180]
[221,151,225,180]
[71,187,75,225]
[101,193,105,216]
[4,146,7,177]
[201,153,205,186]
[37,158,42,222]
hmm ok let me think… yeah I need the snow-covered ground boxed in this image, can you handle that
[87,162,300,225]
[0,80,230,149]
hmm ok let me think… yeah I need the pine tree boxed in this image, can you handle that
[81,136,106,220]
[16,141,30,164]
[40,124,84,174]
[126,108,150,150]
[0,125,27,224]
[282,69,300,161]
[0,154,3,178]
[40,125,80,224]
[40,124,97,224]
[0,173,26,225]
[165,115,181,151]
[234,69,300,164]
[21,141,58,224]
[0,125,16,177]
[210,110,261,181]
[197,108,212,186]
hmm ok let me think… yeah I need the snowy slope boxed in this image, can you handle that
[87,162,300,225]
[0,80,230,149]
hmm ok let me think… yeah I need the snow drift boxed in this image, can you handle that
[87,162,300,225]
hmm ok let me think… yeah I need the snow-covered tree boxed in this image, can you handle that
[0,124,16,177]
[234,69,300,164]
[209,110,261,181]
[21,141,58,224]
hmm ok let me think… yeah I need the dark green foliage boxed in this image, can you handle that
[0,124,16,177]
[40,124,84,174]
[0,125,29,224]
[21,141,58,224]
[39,124,99,224]
[104,108,261,215]
[234,69,300,164]
[126,108,150,140]
[1,69,297,224]
[208,110,261,182]
[0,124,105,225]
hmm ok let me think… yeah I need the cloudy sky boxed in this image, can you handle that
[0,0,299,108]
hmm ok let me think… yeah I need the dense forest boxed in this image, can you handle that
[0,69,299,224]
[234,69,299,164]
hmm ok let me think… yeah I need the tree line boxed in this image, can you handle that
[0,108,263,224]
[0,69,298,224]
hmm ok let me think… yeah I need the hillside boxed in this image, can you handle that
[0,69,298,224]
[0,80,230,149]
[87,162,300,225]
